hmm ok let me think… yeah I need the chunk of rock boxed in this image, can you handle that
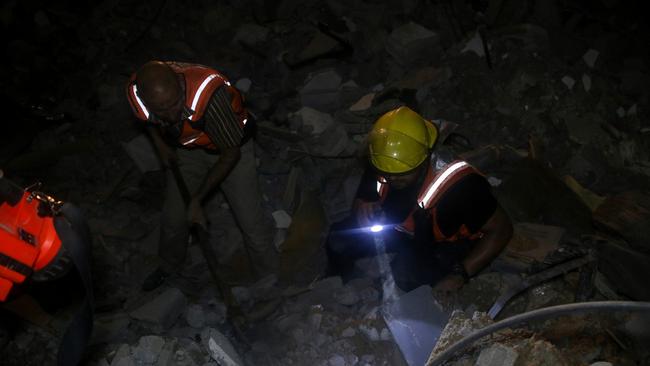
[201,328,244,366]
[132,335,165,364]
[334,285,360,306]
[186,304,206,328]
[299,69,342,111]
[475,344,518,366]
[129,288,187,329]
[386,22,441,66]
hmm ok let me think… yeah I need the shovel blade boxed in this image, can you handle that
[383,285,449,366]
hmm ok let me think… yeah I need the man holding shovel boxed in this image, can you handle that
[126,60,278,291]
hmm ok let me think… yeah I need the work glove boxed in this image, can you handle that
[353,199,382,228]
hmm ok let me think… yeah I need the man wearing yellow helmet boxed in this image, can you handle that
[326,106,513,293]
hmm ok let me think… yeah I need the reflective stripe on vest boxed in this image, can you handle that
[417,161,469,209]
[189,74,219,121]
[130,84,150,119]
[376,179,388,198]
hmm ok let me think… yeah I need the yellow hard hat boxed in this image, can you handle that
[368,106,438,174]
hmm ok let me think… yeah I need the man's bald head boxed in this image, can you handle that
[136,61,182,108]
[136,61,184,122]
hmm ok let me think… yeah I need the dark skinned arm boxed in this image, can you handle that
[462,204,513,276]
[194,146,241,202]
[434,204,513,292]
[187,146,241,227]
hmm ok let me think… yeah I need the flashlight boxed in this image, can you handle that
[370,224,384,233]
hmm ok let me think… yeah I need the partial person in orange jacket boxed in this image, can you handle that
[326,107,513,293]
[0,170,93,366]
[126,61,278,291]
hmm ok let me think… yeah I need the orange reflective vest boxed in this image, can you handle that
[376,160,485,242]
[126,62,247,150]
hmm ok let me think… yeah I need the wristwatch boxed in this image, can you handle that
[450,263,470,283]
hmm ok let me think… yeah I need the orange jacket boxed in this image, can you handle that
[376,160,484,242]
[0,190,63,301]
[126,62,247,150]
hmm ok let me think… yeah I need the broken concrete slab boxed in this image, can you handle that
[272,210,292,229]
[333,285,360,306]
[299,69,343,111]
[506,223,565,263]
[583,49,600,68]
[294,31,343,64]
[428,310,493,362]
[110,344,134,366]
[349,93,375,112]
[561,76,575,90]
[462,31,485,58]
[386,22,441,67]
[132,335,165,364]
[122,134,161,173]
[290,107,335,135]
[129,288,187,329]
[202,327,244,366]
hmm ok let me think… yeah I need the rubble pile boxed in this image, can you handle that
[1,0,649,365]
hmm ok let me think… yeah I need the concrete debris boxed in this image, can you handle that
[202,328,244,366]
[475,344,518,366]
[333,285,361,306]
[295,32,342,63]
[110,344,133,366]
[185,304,206,328]
[235,78,252,93]
[583,49,600,68]
[386,22,441,66]
[328,354,345,366]
[506,223,565,263]
[358,324,380,341]
[462,31,485,57]
[6,2,650,365]
[349,93,375,111]
[299,69,343,111]
[561,76,576,90]
[132,335,165,364]
[341,327,356,337]
[272,209,292,229]
[92,313,131,345]
[430,310,493,359]
[590,363,613,366]
[290,107,335,135]
[487,176,502,187]
[129,288,188,329]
